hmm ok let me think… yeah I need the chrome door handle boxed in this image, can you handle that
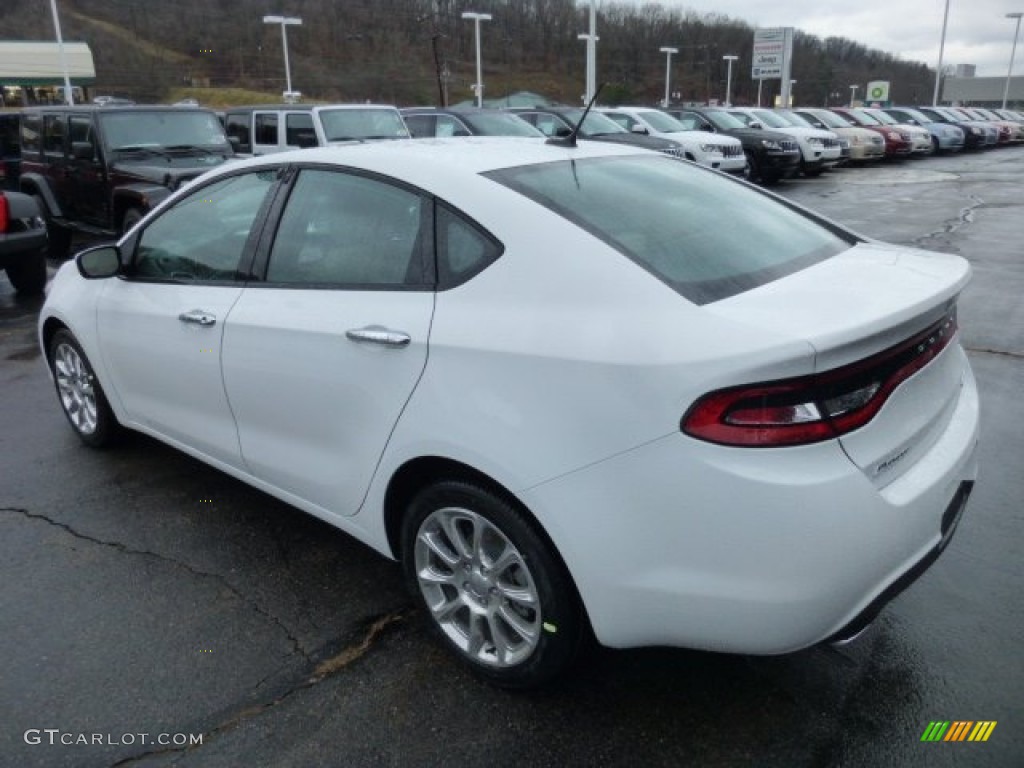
[178,309,217,327]
[345,326,411,348]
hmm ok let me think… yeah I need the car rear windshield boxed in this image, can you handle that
[485,155,851,304]
[463,112,542,137]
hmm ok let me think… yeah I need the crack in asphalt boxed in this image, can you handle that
[0,507,312,664]
[910,192,984,252]
[2,506,410,767]
[108,610,408,767]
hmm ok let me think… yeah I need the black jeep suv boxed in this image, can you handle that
[666,108,801,183]
[18,106,233,258]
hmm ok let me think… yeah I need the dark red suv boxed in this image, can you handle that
[830,108,913,158]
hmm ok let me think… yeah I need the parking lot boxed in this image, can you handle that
[2,148,1022,767]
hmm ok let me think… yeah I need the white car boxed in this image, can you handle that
[729,107,843,175]
[40,139,979,688]
[596,106,745,173]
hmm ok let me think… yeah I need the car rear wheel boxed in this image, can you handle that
[48,329,120,447]
[402,480,584,688]
[5,252,47,295]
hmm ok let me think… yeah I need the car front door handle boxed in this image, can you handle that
[345,326,411,348]
[178,309,217,327]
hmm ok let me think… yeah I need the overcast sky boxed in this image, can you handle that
[644,0,1024,77]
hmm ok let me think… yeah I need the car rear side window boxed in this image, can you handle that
[436,203,502,288]
[486,155,852,304]
[43,115,66,155]
[254,113,278,145]
[266,169,428,288]
[20,114,41,155]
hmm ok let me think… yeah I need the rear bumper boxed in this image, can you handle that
[522,357,980,654]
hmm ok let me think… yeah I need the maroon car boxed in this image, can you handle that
[830,107,913,158]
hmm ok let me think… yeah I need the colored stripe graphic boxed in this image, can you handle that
[968,722,997,742]
[921,721,949,741]
[921,721,997,742]
[945,721,973,741]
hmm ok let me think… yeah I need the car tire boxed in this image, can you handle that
[802,163,824,177]
[32,195,72,260]
[5,250,47,295]
[742,151,760,183]
[121,208,144,235]
[47,329,120,447]
[402,480,584,689]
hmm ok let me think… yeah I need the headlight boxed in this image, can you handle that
[887,131,900,140]
[699,144,717,153]
[760,139,782,150]
[808,137,824,146]
[851,135,862,145]
[970,126,981,134]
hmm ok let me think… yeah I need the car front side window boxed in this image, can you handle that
[266,169,429,288]
[131,170,278,282]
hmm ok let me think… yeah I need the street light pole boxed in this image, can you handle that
[263,15,302,99]
[462,11,492,108]
[1003,12,1023,109]
[932,0,951,105]
[659,47,678,108]
[577,1,598,103]
[722,54,738,107]
[48,0,74,105]
[849,84,858,107]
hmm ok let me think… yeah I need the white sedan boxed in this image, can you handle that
[39,138,979,688]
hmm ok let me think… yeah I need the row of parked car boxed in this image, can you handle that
[2,99,1022,295]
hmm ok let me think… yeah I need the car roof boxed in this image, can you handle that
[20,105,214,114]
[206,137,650,186]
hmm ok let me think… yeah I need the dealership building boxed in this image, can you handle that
[943,74,1024,107]
[0,41,96,106]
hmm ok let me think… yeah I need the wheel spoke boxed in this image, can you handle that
[439,510,474,560]
[465,613,489,658]
[496,580,537,607]
[429,591,463,623]
[417,564,456,585]
[487,614,513,665]
[419,529,460,568]
[498,602,539,644]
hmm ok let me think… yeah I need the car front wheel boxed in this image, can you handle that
[5,252,47,295]
[48,329,120,447]
[402,480,584,688]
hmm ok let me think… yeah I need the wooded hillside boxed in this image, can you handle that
[1,0,937,107]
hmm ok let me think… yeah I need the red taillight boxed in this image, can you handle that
[0,194,8,233]
[682,308,958,447]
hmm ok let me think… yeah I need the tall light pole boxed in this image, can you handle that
[660,47,678,108]
[1003,12,1023,109]
[48,0,74,105]
[789,79,797,107]
[932,0,951,105]
[577,1,598,103]
[462,11,492,108]
[722,54,738,107]
[263,15,302,99]
[849,84,858,107]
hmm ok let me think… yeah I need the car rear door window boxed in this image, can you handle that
[285,113,317,147]
[266,169,429,287]
[43,114,66,156]
[254,113,279,147]
[225,113,251,153]
[436,203,502,288]
[131,170,277,282]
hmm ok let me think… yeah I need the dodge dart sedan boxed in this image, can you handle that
[39,139,979,688]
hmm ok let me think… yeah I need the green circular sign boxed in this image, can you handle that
[870,86,885,99]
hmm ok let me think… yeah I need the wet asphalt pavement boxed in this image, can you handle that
[1,148,1021,768]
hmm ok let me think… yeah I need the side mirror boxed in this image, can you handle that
[701,124,714,132]
[71,141,95,160]
[76,244,121,279]
[630,124,649,135]
[749,121,764,129]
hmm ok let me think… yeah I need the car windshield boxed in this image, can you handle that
[703,110,746,130]
[318,108,409,141]
[896,108,930,123]
[803,110,851,128]
[775,110,813,127]
[99,111,230,151]
[462,112,543,136]
[636,110,689,133]
[867,110,898,125]
[749,110,790,128]
[846,109,882,126]
[486,155,850,305]
[556,110,628,135]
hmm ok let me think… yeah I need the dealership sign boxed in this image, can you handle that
[752,27,793,80]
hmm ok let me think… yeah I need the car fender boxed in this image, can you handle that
[111,183,171,217]
[18,172,63,218]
